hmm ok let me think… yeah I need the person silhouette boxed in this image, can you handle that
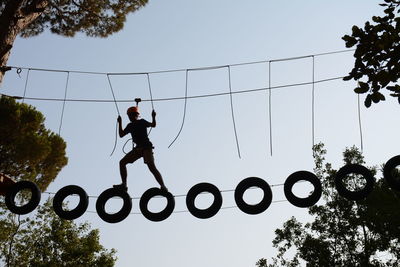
[114,106,168,192]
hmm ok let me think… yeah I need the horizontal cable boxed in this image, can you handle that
[2,76,345,103]
[4,49,354,76]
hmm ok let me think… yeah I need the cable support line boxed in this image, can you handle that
[146,73,155,110]
[228,66,241,158]
[58,72,70,135]
[311,56,315,151]
[357,94,364,152]
[4,49,355,77]
[106,74,120,157]
[168,70,189,148]
[6,76,345,103]
[106,74,120,116]
[146,73,155,136]
[21,68,30,103]
[268,61,273,156]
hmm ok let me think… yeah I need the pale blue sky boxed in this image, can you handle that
[2,1,399,266]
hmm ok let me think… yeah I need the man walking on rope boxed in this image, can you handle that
[114,106,168,192]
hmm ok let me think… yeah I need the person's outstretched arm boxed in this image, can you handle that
[117,116,126,137]
[150,110,156,128]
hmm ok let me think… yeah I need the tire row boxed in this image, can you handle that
[4,156,400,223]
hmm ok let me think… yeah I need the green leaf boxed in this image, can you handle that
[365,94,372,108]
[343,75,353,81]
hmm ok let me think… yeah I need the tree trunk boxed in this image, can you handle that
[0,0,47,84]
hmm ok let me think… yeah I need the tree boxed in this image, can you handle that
[0,95,67,191]
[261,143,400,266]
[0,198,117,266]
[0,0,148,83]
[342,0,400,107]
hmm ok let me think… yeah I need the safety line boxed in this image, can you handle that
[106,74,120,116]
[168,70,189,148]
[357,94,364,152]
[228,66,241,158]
[21,69,30,104]
[146,73,155,110]
[4,49,354,76]
[107,74,120,157]
[5,76,345,103]
[311,56,315,150]
[58,72,70,135]
[268,61,273,156]
[146,73,154,136]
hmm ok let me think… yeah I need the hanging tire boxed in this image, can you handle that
[186,183,222,219]
[96,188,132,223]
[139,188,175,222]
[284,171,322,208]
[234,177,272,214]
[383,155,400,191]
[53,185,89,220]
[335,164,375,201]
[5,181,41,215]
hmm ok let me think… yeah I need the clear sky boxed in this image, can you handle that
[2,1,400,266]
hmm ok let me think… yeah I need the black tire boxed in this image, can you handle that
[96,188,132,223]
[234,177,272,214]
[186,183,222,219]
[139,188,175,222]
[284,171,322,208]
[5,181,41,215]
[335,164,375,201]
[383,155,400,191]
[53,185,89,220]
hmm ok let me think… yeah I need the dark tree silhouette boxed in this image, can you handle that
[258,144,400,266]
[0,0,148,83]
[0,199,117,266]
[343,0,400,107]
[0,95,67,191]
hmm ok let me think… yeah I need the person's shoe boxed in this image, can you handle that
[113,183,128,191]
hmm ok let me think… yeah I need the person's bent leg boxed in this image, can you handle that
[116,150,140,189]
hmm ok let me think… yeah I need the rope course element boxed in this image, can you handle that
[146,73,154,136]
[311,56,315,150]
[106,74,120,157]
[4,49,354,76]
[8,76,345,103]
[43,181,290,216]
[357,94,364,152]
[168,70,189,148]
[106,74,120,116]
[268,61,273,156]
[21,68,30,103]
[58,71,70,135]
[228,66,241,158]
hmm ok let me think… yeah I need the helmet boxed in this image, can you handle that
[127,106,139,114]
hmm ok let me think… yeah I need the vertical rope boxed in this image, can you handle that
[311,56,315,151]
[168,70,189,148]
[107,74,120,156]
[22,69,30,103]
[146,73,155,110]
[58,71,70,135]
[106,74,120,116]
[146,73,154,136]
[357,94,364,152]
[268,61,273,156]
[228,66,241,158]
